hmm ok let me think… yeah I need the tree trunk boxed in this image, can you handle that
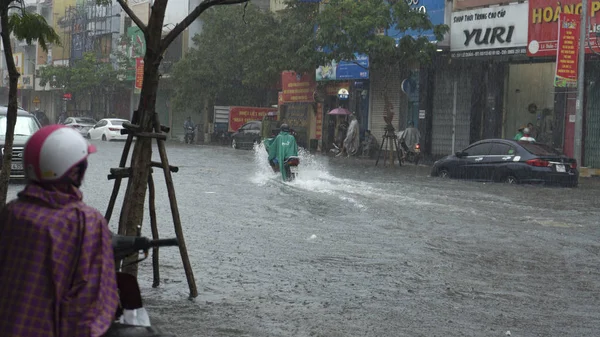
[118,0,167,276]
[0,9,22,207]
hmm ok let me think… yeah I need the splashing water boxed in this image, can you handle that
[250,143,424,209]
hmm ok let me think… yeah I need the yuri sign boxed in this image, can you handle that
[451,3,528,57]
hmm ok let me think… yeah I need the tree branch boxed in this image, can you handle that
[115,0,147,33]
[160,0,249,54]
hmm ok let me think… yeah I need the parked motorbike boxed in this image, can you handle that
[104,234,179,337]
[184,126,195,144]
[400,140,421,165]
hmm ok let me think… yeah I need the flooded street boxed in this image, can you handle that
[7,141,600,336]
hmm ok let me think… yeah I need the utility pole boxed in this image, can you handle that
[575,0,587,166]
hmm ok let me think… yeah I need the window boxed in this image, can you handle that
[489,143,513,156]
[109,120,125,126]
[464,143,492,156]
[75,118,97,124]
[64,118,73,124]
[0,116,40,136]
[250,122,261,131]
[96,120,108,128]
[519,142,562,156]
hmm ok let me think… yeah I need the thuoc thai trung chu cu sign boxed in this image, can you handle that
[528,0,600,56]
[554,13,580,87]
[450,3,529,58]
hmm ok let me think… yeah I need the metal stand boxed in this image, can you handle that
[104,111,198,298]
[375,125,403,167]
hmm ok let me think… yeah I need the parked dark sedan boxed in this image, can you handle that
[231,120,262,150]
[431,139,578,187]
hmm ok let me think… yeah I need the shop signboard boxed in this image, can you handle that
[554,13,580,87]
[454,0,517,11]
[316,54,369,81]
[316,103,323,140]
[281,71,315,103]
[135,58,144,93]
[386,0,446,43]
[451,3,529,58]
[528,0,600,57]
[228,106,277,132]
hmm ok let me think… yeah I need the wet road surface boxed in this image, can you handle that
[7,141,600,336]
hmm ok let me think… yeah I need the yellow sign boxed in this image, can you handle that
[33,96,40,104]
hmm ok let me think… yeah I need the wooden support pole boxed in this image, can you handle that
[152,112,198,298]
[105,132,135,224]
[148,173,161,288]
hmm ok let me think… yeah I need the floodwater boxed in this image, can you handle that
[7,141,600,336]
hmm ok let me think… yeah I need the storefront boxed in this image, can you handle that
[375,0,445,154]
[443,2,531,156]
[526,0,590,160]
[279,71,316,149]
[316,54,370,151]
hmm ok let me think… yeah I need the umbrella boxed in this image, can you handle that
[327,107,352,115]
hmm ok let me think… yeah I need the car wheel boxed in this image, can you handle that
[505,175,518,184]
[102,134,107,141]
[232,138,238,149]
[438,168,450,178]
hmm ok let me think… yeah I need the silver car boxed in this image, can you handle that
[63,117,97,137]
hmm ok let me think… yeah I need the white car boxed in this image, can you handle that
[87,118,128,141]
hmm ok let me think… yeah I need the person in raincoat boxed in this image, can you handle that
[341,114,360,157]
[513,125,526,140]
[399,121,420,151]
[267,123,298,181]
[0,125,119,337]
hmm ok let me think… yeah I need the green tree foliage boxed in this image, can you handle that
[172,4,281,112]
[0,1,60,206]
[38,52,128,105]
[315,0,449,69]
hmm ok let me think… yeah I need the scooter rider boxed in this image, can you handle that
[399,120,420,154]
[0,125,118,337]
[183,116,195,143]
[268,123,298,181]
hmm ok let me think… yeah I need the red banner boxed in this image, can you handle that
[228,106,277,132]
[555,14,580,87]
[315,103,323,140]
[281,71,315,103]
[527,0,600,57]
[135,58,144,91]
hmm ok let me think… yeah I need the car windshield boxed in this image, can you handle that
[519,142,563,156]
[0,115,39,136]
[110,120,125,126]
[76,118,96,124]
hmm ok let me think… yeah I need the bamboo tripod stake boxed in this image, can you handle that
[104,111,198,298]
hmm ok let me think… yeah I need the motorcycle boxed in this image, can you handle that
[267,156,300,182]
[264,138,300,182]
[104,234,179,337]
[184,126,195,144]
[400,139,421,165]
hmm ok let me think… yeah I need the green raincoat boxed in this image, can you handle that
[267,131,298,181]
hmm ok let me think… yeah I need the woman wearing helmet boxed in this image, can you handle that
[0,125,118,337]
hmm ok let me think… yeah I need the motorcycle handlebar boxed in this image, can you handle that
[112,234,179,261]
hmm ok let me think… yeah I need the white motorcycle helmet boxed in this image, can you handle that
[24,124,96,184]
